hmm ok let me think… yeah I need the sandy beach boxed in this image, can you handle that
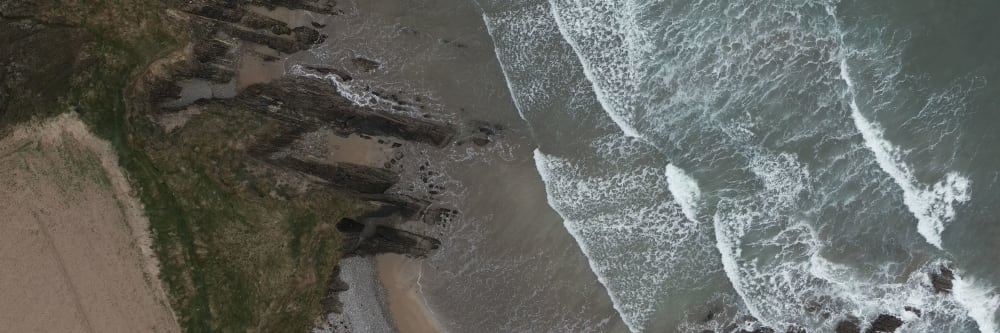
[0,114,179,333]
[377,254,445,333]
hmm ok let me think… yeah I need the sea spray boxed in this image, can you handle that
[953,273,1000,333]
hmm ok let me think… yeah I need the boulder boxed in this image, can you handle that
[865,314,903,333]
[835,318,861,333]
[931,266,955,293]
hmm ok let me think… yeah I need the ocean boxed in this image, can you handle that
[477,0,1000,332]
[311,0,1000,331]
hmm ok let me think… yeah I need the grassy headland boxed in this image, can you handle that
[1,1,356,331]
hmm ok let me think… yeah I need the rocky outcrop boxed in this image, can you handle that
[336,218,441,258]
[931,266,955,293]
[180,0,329,53]
[351,57,380,72]
[269,157,398,194]
[230,77,455,146]
[251,0,341,16]
[835,317,861,333]
[321,265,349,314]
[865,314,903,333]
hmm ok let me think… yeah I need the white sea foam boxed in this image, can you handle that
[547,0,642,138]
[535,144,713,332]
[289,64,429,119]
[953,273,1000,333]
[838,55,971,249]
[665,164,701,223]
[484,0,996,331]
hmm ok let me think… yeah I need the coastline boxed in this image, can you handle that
[377,254,446,333]
[2,0,623,331]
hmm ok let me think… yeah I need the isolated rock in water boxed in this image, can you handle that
[292,26,323,45]
[904,306,922,317]
[866,314,903,333]
[835,317,861,333]
[931,266,955,293]
[352,57,380,72]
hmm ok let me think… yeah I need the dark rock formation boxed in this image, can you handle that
[242,12,292,35]
[231,77,455,146]
[455,120,503,146]
[865,314,903,333]
[358,194,430,219]
[270,157,398,194]
[337,218,441,258]
[835,317,861,333]
[321,265,349,314]
[931,266,955,293]
[304,65,353,81]
[422,207,458,226]
[252,0,341,16]
[904,306,922,317]
[182,1,326,54]
[351,57,380,72]
[292,26,324,46]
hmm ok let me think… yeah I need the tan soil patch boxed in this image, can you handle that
[0,113,180,333]
[237,44,287,90]
[377,254,445,333]
[325,132,393,167]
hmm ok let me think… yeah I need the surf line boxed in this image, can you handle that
[826,6,1000,333]
[825,6,970,251]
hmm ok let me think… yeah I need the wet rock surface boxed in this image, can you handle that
[142,0,495,328]
[835,317,861,333]
[865,314,903,333]
[228,76,455,146]
[336,218,441,258]
[931,266,955,293]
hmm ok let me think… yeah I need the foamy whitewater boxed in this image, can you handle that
[475,0,1000,331]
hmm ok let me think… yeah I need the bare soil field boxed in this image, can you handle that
[0,114,179,333]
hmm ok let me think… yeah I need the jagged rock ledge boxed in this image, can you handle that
[140,0,489,329]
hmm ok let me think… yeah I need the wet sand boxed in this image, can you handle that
[0,114,179,333]
[377,254,444,333]
[302,0,628,331]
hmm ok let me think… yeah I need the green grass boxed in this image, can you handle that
[4,1,360,332]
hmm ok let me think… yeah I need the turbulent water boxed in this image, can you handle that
[477,0,1000,331]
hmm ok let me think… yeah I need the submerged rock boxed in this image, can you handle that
[904,306,922,317]
[351,57,381,72]
[865,314,903,333]
[931,266,955,293]
[835,317,861,333]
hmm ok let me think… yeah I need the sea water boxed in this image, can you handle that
[478,0,1000,331]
